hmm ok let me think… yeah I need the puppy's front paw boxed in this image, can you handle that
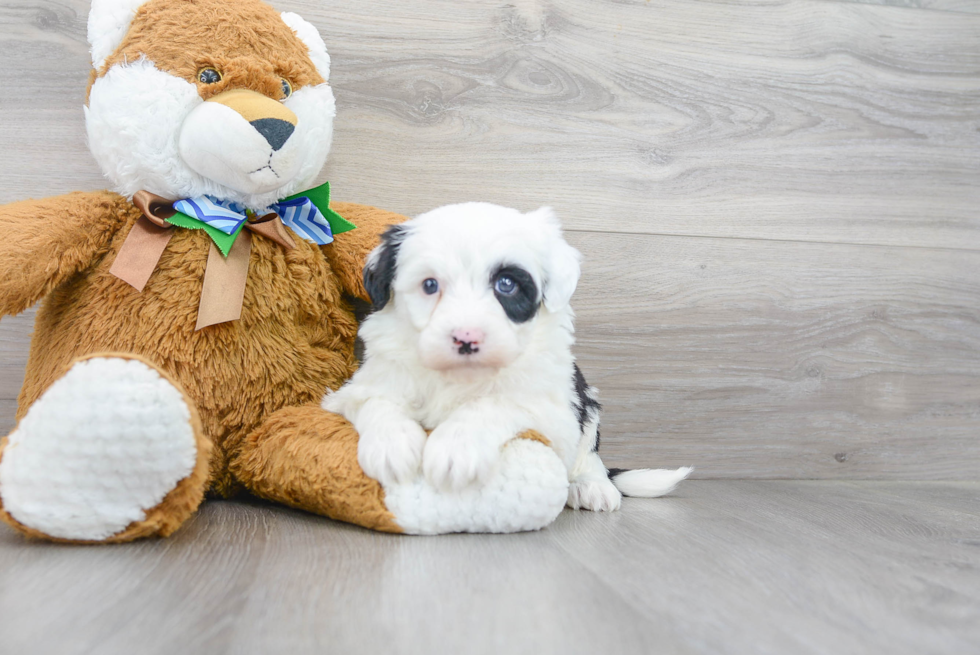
[423,422,500,491]
[567,478,622,512]
[357,420,427,487]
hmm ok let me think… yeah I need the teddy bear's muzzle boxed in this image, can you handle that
[178,88,303,195]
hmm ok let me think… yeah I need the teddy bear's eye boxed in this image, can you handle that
[281,79,292,99]
[198,68,222,84]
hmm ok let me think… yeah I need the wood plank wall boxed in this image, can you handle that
[0,0,977,479]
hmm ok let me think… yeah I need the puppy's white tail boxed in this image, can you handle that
[609,467,693,498]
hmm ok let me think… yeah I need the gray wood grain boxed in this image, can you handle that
[570,231,980,479]
[308,0,980,250]
[0,481,977,655]
[846,0,980,13]
[0,0,978,479]
[0,309,31,402]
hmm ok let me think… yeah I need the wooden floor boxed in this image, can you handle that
[1,481,977,655]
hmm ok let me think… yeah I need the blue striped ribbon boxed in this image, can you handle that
[173,194,334,245]
[272,197,334,245]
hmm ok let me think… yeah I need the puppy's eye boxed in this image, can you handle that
[495,275,518,296]
[281,78,292,99]
[198,68,222,84]
[422,278,439,295]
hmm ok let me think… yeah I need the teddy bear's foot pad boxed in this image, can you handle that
[0,356,199,541]
[383,439,569,535]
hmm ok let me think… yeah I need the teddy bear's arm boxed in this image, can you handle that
[323,202,409,302]
[0,191,131,316]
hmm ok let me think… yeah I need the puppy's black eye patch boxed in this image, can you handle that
[491,265,538,323]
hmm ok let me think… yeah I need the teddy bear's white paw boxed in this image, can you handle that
[357,418,427,486]
[567,477,623,512]
[384,438,569,535]
[0,356,198,541]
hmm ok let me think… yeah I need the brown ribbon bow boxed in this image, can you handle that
[109,191,297,330]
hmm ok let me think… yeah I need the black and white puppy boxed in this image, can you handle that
[324,203,690,511]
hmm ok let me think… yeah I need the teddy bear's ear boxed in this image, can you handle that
[88,0,148,70]
[280,12,331,82]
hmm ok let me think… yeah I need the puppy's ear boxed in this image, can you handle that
[363,225,408,311]
[530,207,581,313]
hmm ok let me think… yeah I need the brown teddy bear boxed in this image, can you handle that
[0,0,570,542]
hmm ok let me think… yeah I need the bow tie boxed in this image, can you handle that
[171,182,354,255]
[110,181,356,330]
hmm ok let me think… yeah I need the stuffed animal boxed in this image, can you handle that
[0,0,569,542]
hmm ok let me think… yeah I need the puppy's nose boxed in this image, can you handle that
[250,118,295,151]
[452,328,485,355]
[452,328,484,345]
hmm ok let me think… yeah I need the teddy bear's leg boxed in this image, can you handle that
[231,406,569,535]
[0,354,211,543]
[230,405,404,532]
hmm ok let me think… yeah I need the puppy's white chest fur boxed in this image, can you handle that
[355,305,583,466]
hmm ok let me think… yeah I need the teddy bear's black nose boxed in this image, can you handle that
[250,118,295,151]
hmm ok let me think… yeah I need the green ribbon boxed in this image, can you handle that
[164,181,355,256]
